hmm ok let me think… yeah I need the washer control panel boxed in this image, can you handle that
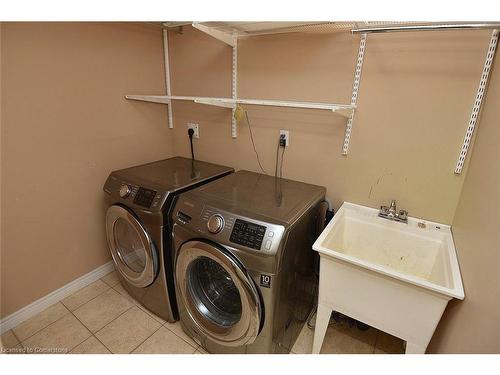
[195,205,284,254]
[230,219,266,250]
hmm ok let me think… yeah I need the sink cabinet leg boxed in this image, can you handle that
[405,342,426,354]
[312,304,331,354]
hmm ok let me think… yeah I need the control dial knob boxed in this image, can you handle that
[207,214,225,234]
[119,184,131,198]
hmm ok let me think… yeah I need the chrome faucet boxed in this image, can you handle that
[379,200,408,223]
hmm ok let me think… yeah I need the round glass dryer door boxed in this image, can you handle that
[105,205,158,287]
[176,240,262,347]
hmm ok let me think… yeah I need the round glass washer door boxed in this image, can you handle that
[176,240,262,347]
[105,205,158,287]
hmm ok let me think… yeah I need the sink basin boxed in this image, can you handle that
[311,202,464,354]
[317,202,464,299]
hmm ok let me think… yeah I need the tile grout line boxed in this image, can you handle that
[127,322,164,354]
[92,304,136,336]
[11,277,133,354]
[90,303,166,353]
[101,272,120,288]
[68,286,140,353]
[63,309,97,353]
[112,285,142,309]
[62,281,113,313]
[17,304,72,346]
[83,283,185,353]
[10,328,22,348]
[20,308,88,354]
[17,276,114,348]
[161,321,198,349]
[102,280,121,288]
[65,272,199,353]
[88,334,110,354]
[16,272,197,354]
[70,280,133,335]
[68,306,123,354]
[74,277,135,354]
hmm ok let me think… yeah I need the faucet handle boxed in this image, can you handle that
[398,210,408,221]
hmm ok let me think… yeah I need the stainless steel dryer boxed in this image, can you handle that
[103,157,233,322]
[171,171,326,353]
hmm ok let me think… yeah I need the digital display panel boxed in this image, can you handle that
[230,219,266,250]
[133,187,157,208]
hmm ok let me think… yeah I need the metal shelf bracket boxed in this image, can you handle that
[455,29,499,174]
[342,33,367,155]
[192,22,236,47]
[163,29,174,129]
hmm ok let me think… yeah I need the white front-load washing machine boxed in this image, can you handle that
[103,157,233,322]
[171,171,326,352]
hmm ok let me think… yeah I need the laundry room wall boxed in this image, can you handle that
[427,60,500,354]
[167,25,494,225]
[0,23,172,318]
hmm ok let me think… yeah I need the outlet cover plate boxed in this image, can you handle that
[187,123,199,139]
[279,129,289,147]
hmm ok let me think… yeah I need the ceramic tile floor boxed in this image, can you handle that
[1,270,404,354]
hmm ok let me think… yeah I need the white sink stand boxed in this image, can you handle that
[312,256,451,354]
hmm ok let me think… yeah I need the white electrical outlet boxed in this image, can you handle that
[187,123,199,139]
[279,130,289,147]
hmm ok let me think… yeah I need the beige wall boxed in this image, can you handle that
[168,26,493,224]
[428,60,500,353]
[0,23,172,318]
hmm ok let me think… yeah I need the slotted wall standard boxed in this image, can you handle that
[455,29,498,174]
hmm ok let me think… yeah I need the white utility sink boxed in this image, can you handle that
[312,202,464,354]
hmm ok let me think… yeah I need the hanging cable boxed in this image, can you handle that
[279,145,286,179]
[274,141,280,179]
[274,137,284,206]
[243,109,268,175]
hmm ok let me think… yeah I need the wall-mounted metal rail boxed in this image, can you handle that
[342,33,367,155]
[231,32,238,138]
[455,29,498,174]
[125,95,355,117]
[352,23,500,34]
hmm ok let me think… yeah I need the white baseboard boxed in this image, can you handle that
[0,261,115,334]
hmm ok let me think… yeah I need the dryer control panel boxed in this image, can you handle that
[133,187,157,208]
[103,175,165,211]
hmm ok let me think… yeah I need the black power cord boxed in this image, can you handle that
[274,136,287,206]
[244,110,268,175]
[188,128,195,160]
